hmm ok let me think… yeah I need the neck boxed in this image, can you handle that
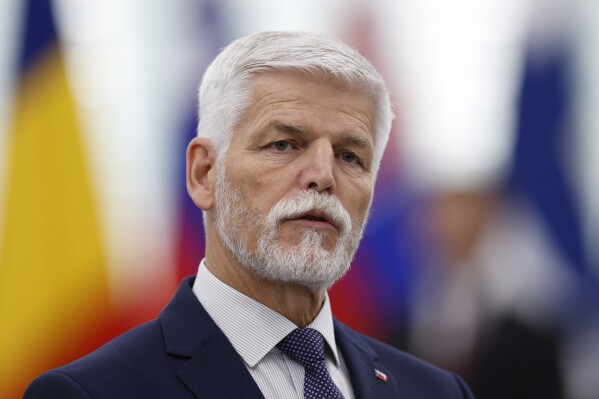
[204,233,326,327]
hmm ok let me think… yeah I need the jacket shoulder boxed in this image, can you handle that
[24,319,191,398]
[24,371,92,399]
[59,319,166,375]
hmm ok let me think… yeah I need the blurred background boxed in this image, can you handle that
[1,0,598,398]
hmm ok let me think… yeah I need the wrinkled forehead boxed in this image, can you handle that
[243,70,376,124]
[237,71,376,142]
[246,69,377,102]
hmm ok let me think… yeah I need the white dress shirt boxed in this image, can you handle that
[192,259,355,399]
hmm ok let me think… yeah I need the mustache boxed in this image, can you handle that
[266,190,352,233]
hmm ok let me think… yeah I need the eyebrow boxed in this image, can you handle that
[273,122,307,135]
[341,131,371,149]
[273,121,372,149]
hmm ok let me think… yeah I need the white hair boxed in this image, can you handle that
[197,31,394,175]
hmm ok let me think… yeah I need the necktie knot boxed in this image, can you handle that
[277,328,325,367]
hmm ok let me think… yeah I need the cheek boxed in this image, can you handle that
[235,172,281,219]
[242,173,268,204]
[348,186,373,223]
[245,164,297,205]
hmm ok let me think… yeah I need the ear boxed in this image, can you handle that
[186,137,217,211]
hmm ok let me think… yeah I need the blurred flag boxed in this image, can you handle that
[174,0,232,281]
[509,37,585,275]
[0,1,111,397]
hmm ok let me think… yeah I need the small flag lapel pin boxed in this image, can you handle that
[374,369,388,382]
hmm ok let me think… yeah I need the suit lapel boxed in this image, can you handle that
[177,330,264,399]
[335,320,402,399]
[160,277,264,399]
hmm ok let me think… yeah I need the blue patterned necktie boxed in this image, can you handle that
[277,328,346,399]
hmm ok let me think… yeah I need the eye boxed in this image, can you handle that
[270,140,292,151]
[339,151,359,164]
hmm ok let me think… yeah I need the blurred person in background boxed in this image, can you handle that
[408,188,599,399]
[407,188,599,398]
[23,31,474,399]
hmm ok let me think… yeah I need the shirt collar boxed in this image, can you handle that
[192,259,340,367]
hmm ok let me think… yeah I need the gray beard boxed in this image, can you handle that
[213,165,366,292]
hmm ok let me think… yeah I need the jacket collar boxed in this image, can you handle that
[334,320,402,399]
[159,277,264,399]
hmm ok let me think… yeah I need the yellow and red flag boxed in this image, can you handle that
[0,1,112,397]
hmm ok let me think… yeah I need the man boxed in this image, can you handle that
[25,31,474,398]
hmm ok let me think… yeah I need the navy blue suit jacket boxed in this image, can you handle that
[24,277,474,398]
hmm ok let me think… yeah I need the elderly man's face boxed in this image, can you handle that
[213,72,376,290]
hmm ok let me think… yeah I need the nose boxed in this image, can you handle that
[299,139,336,194]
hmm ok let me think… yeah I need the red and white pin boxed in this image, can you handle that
[374,369,388,382]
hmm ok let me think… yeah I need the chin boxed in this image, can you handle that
[257,246,352,291]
